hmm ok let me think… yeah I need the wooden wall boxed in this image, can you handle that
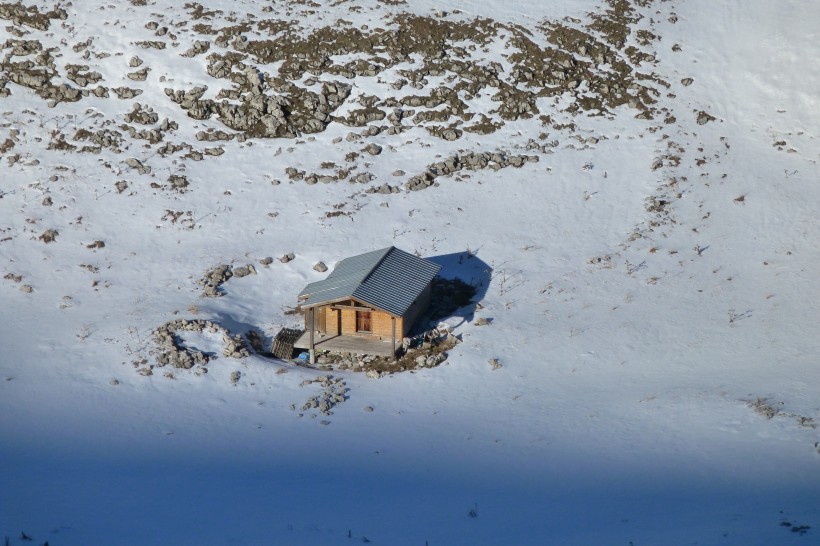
[303,282,435,340]
[400,281,432,337]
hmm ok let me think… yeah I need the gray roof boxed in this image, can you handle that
[298,247,441,316]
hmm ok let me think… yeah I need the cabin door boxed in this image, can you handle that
[356,310,372,333]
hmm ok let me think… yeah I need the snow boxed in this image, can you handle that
[1,0,819,544]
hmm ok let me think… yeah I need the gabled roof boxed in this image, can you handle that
[298,247,441,316]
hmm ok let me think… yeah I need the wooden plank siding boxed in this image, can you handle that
[399,282,432,337]
[305,299,404,340]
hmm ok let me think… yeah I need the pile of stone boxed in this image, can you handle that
[164,76,352,138]
[152,319,216,370]
[298,375,347,416]
[152,318,250,374]
[223,333,250,359]
[197,264,232,297]
[312,324,460,376]
[406,151,538,191]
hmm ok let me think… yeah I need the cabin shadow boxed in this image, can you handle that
[423,250,492,331]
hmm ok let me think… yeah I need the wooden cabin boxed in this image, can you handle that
[294,247,441,362]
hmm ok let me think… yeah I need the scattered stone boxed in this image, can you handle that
[279,253,295,263]
[259,256,273,266]
[110,378,120,386]
[299,375,347,415]
[405,151,538,191]
[364,406,374,412]
[313,261,328,273]
[129,56,143,67]
[474,317,491,326]
[230,370,242,384]
[86,240,105,249]
[489,358,503,370]
[19,284,33,293]
[42,196,53,206]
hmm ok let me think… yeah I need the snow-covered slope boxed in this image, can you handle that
[1,0,818,544]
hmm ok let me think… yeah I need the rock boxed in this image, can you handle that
[364,406,374,412]
[364,143,382,155]
[230,371,242,384]
[110,379,120,385]
[125,157,151,174]
[129,56,143,67]
[279,252,295,263]
[365,370,382,379]
[313,261,328,273]
[86,240,105,249]
[474,317,490,326]
[681,77,694,86]
[39,229,58,243]
[259,256,273,266]
[233,265,252,278]
[42,196,52,206]
[127,67,150,81]
[199,264,232,297]
[19,284,33,293]
[650,158,663,170]
[696,111,716,125]
[489,358,502,370]
[112,87,143,99]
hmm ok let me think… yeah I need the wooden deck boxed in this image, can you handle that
[293,331,396,357]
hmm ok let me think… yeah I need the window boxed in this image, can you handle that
[356,310,372,332]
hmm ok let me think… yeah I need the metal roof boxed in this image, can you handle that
[298,247,441,316]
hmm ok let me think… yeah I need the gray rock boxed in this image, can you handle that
[313,261,328,273]
[233,265,253,278]
[279,253,295,263]
[364,143,382,155]
[696,111,716,125]
[39,229,58,243]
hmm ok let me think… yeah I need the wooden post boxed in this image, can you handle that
[309,307,316,364]
[391,316,396,360]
